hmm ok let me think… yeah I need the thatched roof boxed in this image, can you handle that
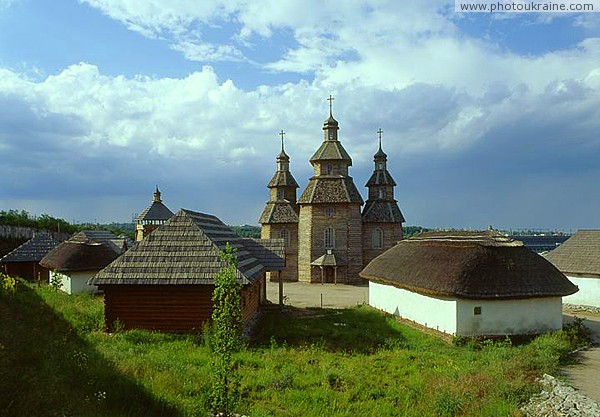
[1,233,60,263]
[90,209,284,286]
[545,230,600,277]
[40,238,120,273]
[360,231,577,300]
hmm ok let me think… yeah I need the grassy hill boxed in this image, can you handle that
[0,279,589,416]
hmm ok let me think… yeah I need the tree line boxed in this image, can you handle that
[0,210,135,239]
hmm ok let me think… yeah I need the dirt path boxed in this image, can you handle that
[562,312,600,404]
[266,281,368,308]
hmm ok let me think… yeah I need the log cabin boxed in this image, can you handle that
[90,209,285,332]
[1,233,59,282]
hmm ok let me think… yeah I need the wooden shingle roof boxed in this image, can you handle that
[91,209,283,286]
[259,202,299,224]
[1,234,60,263]
[360,231,577,300]
[545,230,600,277]
[298,177,364,204]
[362,200,405,223]
[309,140,352,163]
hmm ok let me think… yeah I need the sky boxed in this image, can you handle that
[1,0,600,230]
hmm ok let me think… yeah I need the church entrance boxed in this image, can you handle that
[324,266,335,283]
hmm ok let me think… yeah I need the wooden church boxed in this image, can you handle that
[259,98,405,284]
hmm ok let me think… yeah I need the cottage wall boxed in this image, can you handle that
[563,275,600,308]
[456,298,563,336]
[51,270,98,295]
[369,281,457,334]
[370,281,564,336]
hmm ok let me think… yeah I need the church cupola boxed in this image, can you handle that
[363,129,404,221]
[259,130,300,223]
[323,95,339,142]
[153,186,162,203]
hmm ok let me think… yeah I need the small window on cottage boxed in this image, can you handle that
[324,207,335,217]
[279,228,290,246]
[474,306,482,315]
[324,227,335,249]
[372,228,383,249]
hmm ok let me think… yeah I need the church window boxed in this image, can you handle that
[326,164,333,175]
[279,228,290,246]
[377,162,384,170]
[372,228,383,249]
[378,189,384,199]
[324,227,335,249]
[277,189,285,200]
[324,207,335,217]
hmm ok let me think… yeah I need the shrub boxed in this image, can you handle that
[0,272,17,295]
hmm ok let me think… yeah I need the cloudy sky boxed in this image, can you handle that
[1,1,599,230]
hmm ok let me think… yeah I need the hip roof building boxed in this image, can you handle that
[545,229,600,308]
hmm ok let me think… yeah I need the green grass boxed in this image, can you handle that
[0,279,589,416]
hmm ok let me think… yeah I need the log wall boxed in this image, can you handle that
[101,278,264,332]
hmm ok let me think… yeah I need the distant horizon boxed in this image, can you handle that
[1,1,599,230]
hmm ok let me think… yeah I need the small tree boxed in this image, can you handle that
[207,243,243,416]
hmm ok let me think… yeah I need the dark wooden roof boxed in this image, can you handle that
[0,234,60,263]
[309,140,352,163]
[360,231,578,300]
[91,209,283,286]
[298,177,364,204]
[259,202,299,224]
[241,238,285,270]
[362,200,405,223]
[545,230,600,276]
[365,170,397,187]
[137,201,174,222]
[311,252,347,266]
[268,171,299,188]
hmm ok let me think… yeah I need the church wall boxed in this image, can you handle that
[298,204,363,284]
[362,223,403,268]
[261,223,298,282]
[346,206,364,283]
[298,206,313,283]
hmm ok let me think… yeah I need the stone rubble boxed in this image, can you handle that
[520,374,600,417]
